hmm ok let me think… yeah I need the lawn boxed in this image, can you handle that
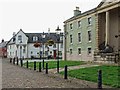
[60,65,120,88]
[23,60,85,69]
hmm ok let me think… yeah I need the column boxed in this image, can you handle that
[105,11,110,46]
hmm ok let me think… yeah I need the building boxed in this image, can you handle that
[63,0,120,61]
[0,39,8,58]
[7,29,63,59]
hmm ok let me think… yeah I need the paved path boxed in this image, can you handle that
[2,58,111,88]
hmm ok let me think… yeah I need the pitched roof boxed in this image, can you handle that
[25,32,63,43]
[0,41,8,48]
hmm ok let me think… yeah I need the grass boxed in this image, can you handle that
[23,60,85,69]
[60,65,120,88]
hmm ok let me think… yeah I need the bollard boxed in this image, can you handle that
[10,58,12,63]
[13,58,15,64]
[16,57,19,65]
[43,60,44,70]
[20,59,23,67]
[26,61,28,68]
[39,62,41,72]
[64,65,67,79]
[98,69,102,89]
[34,61,36,70]
[57,60,59,73]
[46,63,48,74]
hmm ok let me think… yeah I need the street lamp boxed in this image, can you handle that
[115,34,120,63]
[55,26,61,73]
[19,40,22,59]
[41,32,46,69]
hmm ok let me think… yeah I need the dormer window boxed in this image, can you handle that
[18,35,22,41]
[33,36,38,42]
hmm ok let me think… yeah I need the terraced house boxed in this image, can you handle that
[63,0,120,61]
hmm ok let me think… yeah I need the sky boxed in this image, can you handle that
[0,0,102,41]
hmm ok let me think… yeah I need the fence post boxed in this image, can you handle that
[64,65,67,79]
[39,62,41,72]
[34,61,36,70]
[98,69,102,89]
[46,63,48,74]
[26,61,28,68]
[16,57,19,65]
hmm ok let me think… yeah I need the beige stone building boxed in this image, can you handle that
[63,0,120,62]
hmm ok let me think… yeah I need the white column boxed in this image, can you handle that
[105,11,110,46]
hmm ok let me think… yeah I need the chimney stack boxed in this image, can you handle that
[74,7,81,16]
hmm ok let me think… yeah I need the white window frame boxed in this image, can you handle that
[78,20,81,28]
[78,47,81,55]
[87,47,92,55]
[70,34,73,44]
[70,23,73,30]
[88,30,92,42]
[78,32,81,43]
[88,17,92,25]
[33,36,38,42]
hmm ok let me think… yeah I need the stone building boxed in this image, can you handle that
[63,0,120,61]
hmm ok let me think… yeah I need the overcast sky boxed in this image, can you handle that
[0,0,102,41]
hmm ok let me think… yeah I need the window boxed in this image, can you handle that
[78,48,81,55]
[70,35,72,44]
[88,48,92,55]
[33,36,38,42]
[18,35,22,41]
[78,20,81,28]
[70,23,73,30]
[53,44,56,48]
[88,31,92,41]
[59,51,62,56]
[78,33,81,43]
[60,43,63,48]
[88,17,92,25]
[70,49,72,54]
[23,45,26,53]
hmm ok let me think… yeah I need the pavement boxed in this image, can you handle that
[2,58,112,88]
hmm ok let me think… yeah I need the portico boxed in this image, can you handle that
[96,1,120,53]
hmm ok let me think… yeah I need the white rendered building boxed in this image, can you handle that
[7,29,63,59]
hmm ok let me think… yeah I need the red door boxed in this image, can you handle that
[53,50,56,59]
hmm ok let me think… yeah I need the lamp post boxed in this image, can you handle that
[19,40,22,60]
[42,32,46,69]
[115,34,120,62]
[55,26,61,73]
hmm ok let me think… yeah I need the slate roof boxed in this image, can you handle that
[0,41,8,48]
[7,30,63,45]
[25,32,63,43]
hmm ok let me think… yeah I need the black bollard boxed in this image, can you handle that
[39,62,41,72]
[34,61,36,70]
[64,65,67,79]
[46,63,48,74]
[43,60,44,70]
[16,57,19,65]
[20,59,23,67]
[98,69,102,89]
[26,61,28,68]
[10,58,12,63]
[57,60,59,73]
[13,58,15,64]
